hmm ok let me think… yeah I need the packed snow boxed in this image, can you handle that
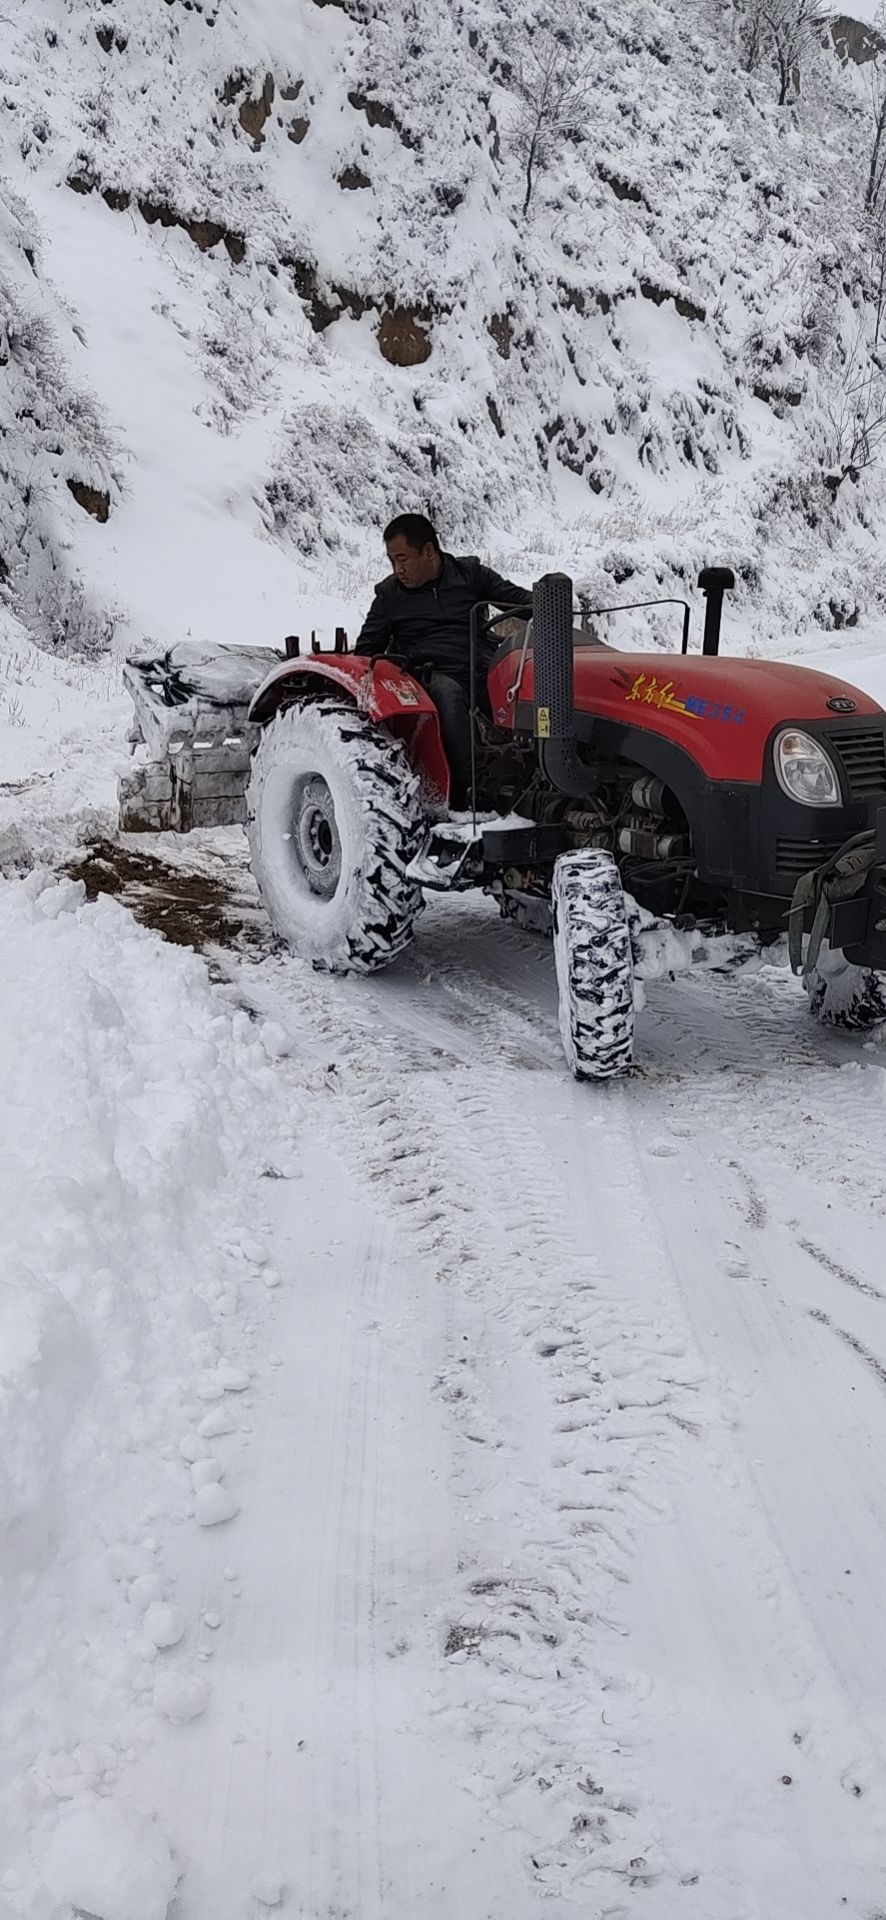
[0,871,295,1910]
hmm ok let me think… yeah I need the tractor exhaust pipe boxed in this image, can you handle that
[533,572,599,799]
[697,566,736,656]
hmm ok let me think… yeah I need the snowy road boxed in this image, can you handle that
[7,845,886,1918]
[98,849,886,1919]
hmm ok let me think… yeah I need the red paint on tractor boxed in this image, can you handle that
[247,653,450,802]
[486,650,884,782]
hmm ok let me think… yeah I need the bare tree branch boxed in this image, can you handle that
[864,60,886,217]
[512,25,596,216]
[735,0,827,102]
[824,331,886,493]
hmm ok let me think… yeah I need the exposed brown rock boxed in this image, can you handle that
[561,283,589,320]
[102,186,130,212]
[283,257,371,332]
[598,164,646,206]
[753,380,803,409]
[639,279,705,323]
[338,164,371,189]
[220,71,247,104]
[288,117,310,144]
[136,196,245,262]
[67,480,110,523]
[831,13,885,63]
[486,394,505,438]
[377,307,432,367]
[435,182,465,212]
[239,73,275,145]
[186,218,227,252]
[348,88,419,150]
[67,166,98,196]
[487,311,513,359]
[138,197,177,229]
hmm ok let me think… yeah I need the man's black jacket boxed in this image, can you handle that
[354,553,530,685]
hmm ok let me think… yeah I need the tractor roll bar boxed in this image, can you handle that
[580,596,691,653]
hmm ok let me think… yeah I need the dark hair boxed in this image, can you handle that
[384,513,440,553]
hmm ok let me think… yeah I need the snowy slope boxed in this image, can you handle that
[3,0,886,668]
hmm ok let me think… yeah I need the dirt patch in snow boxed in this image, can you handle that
[64,838,270,957]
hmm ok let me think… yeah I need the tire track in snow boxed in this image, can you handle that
[809,1307,886,1389]
[91,849,886,1913]
[796,1235,886,1304]
[635,1130,886,1748]
[250,927,886,1917]
[235,950,728,1908]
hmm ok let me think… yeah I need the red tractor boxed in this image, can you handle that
[121,569,886,1078]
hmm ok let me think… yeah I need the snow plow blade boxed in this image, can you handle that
[118,641,277,833]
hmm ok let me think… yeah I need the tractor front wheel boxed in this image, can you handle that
[246,699,426,973]
[805,944,886,1031]
[553,849,635,1080]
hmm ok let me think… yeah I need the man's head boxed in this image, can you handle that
[384,513,442,589]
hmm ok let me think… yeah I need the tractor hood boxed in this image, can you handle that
[496,650,885,784]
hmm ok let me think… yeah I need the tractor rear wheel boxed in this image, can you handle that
[246,699,426,973]
[553,849,635,1079]
[805,944,886,1031]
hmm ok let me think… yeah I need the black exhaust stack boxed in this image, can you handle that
[697,567,735,656]
[533,572,598,798]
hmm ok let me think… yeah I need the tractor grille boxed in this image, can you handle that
[827,727,886,797]
[775,836,844,878]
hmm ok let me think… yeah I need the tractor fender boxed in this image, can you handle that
[247,654,450,804]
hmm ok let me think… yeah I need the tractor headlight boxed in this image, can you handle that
[774,729,841,807]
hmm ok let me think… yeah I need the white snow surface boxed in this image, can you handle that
[5,0,886,1914]
[0,871,291,1911]
[6,710,886,1919]
[81,860,886,1920]
[42,1800,177,1920]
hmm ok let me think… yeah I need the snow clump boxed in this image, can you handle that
[42,1798,177,1920]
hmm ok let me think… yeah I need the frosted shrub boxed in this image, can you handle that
[261,402,521,559]
[27,567,118,657]
[0,190,117,656]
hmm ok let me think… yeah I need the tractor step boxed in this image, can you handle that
[406,814,557,890]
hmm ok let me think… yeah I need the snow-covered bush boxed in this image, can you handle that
[2,0,886,650]
[0,183,118,654]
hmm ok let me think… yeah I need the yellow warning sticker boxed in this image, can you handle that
[537,706,551,739]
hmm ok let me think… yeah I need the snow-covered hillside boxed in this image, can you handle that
[4,0,886,666]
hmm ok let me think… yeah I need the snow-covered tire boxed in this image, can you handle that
[805,943,886,1031]
[246,699,426,973]
[552,849,635,1080]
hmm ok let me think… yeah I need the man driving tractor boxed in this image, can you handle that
[354,513,529,806]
